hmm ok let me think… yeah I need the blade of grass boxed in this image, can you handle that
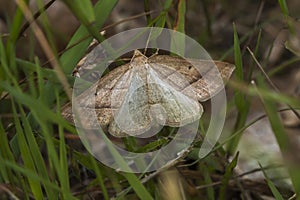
[259,163,284,200]
[30,0,118,123]
[227,23,250,154]
[278,0,295,34]
[210,106,300,159]
[0,121,16,183]
[6,40,19,80]
[256,76,300,198]
[34,118,70,199]
[12,102,44,200]
[69,133,153,199]
[2,160,62,192]
[171,0,186,55]
[151,0,173,28]
[62,0,106,43]
[71,151,123,199]
[19,103,58,199]
[88,132,154,199]
[88,154,109,200]
[268,56,300,77]
[16,0,72,100]
[8,0,28,44]
[136,137,169,153]
[1,33,43,199]
[229,80,300,108]
[60,0,118,73]
[16,58,75,85]
[0,38,6,85]
[27,91,79,200]
[219,152,239,200]
[118,173,154,200]
[219,24,264,61]
[56,9,157,57]
[56,91,75,199]
[144,0,152,24]
[201,163,215,200]
[201,0,212,37]
[278,0,289,16]
[123,137,138,152]
[0,81,74,132]
[63,0,95,25]
[0,77,77,200]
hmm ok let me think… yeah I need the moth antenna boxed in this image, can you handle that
[144,26,154,55]
[149,48,160,58]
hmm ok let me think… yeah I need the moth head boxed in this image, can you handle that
[129,50,148,67]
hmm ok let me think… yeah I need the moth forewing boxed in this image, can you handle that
[188,59,225,102]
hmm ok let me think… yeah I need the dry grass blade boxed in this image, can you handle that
[15,0,72,99]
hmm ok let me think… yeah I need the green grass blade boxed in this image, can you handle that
[8,0,27,44]
[136,137,168,153]
[23,0,119,123]
[19,104,57,199]
[152,0,173,28]
[277,0,295,34]
[12,102,44,199]
[278,0,289,16]
[31,111,73,199]
[3,159,62,192]
[256,75,300,198]
[60,0,118,74]
[227,23,250,154]
[259,163,284,200]
[56,91,76,199]
[219,152,239,200]
[63,0,95,25]
[121,173,153,200]
[0,121,16,183]
[201,163,215,200]
[91,133,153,199]
[170,0,186,55]
[89,154,109,200]
[257,77,289,149]
[16,58,75,85]
[62,0,106,43]
[0,81,74,132]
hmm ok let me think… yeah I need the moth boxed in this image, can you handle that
[62,50,235,137]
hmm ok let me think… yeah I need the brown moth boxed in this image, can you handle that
[62,50,235,137]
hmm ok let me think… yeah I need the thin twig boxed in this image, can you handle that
[195,164,284,190]
[50,10,157,63]
[247,46,300,120]
[18,0,56,39]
